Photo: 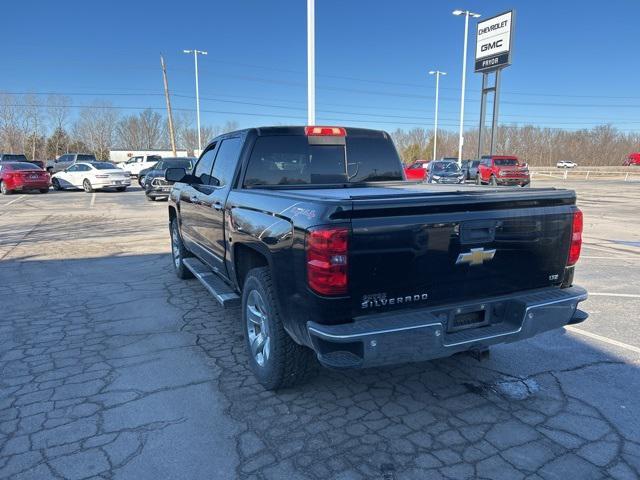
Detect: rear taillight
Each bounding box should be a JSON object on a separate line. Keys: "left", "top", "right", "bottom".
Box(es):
{"left": 306, "top": 226, "right": 349, "bottom": 296}
{"left": 567, "top": 209, "right": 583, "bottom": 266}
{"left": 305, "top": 126, "right": 346, "bottom": 137}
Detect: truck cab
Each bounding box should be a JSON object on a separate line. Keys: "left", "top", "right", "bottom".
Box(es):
{"left": 118, "top": 154, "right": 162, "bottom": 177}
{"left": 624, "top": 153, "right": 640, "bottom": 166}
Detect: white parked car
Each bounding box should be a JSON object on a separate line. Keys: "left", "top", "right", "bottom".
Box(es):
{"left": 117, "top": 154, "right": 162, "bottom": 177}
{"left": 51, "top": 162, "right": 131, "bottom": 193}
{"left": 556, "top": 160, "right": 577, "bottom": 168}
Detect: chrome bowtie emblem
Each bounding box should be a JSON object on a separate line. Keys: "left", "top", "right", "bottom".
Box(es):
{"left": 456, "top": 248, "right": 496, "bottom": 266}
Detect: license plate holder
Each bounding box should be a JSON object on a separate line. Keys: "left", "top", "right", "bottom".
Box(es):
{"left": 447, "top": 309, "right": 489, "bottom": 333}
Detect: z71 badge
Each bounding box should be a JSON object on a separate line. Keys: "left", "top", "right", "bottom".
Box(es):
{"left": 361, "top": 292, "right": 429, "bottom": 310}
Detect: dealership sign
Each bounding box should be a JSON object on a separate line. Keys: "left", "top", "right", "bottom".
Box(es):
{"left": 475, "top": 10, "right": 514, "bottom": 72}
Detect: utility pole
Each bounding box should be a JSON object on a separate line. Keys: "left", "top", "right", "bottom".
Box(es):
{"left": 429, "top": 70, "right": 446, "bottom": 161}
{"left": 160, "top": 54, "right": 177, "bottom": 156}
{"left": 452, "top": 9, "right": 481, "bottom": 166}
{"left": 183, "top": 49, "right": 208, "bottom": 152}
{"left": 307, "top": 0, "right": 316, "bottom": 125}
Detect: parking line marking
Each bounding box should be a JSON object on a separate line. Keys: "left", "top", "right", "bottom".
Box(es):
{"left": 90, "top": 193, "right": 96, "bottom": 208}
{"left": 581, "top": 255, "right": 639, "bottom": 260}
{"left": 3, "top": 195, "right": 25, "bottom": 206}
{"left": 588, "top": 292, "right": 640, "bottom": 299}
{"left": 567, "top": 327, "right": 640, "bottom": 355}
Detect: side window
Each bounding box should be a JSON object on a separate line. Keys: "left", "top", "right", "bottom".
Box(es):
{"left": 193, "top": 145, "right": 217, "bottom": 184}
{"left": 211, "top": 138, "right": 242, "bottom": 187}
{"left": 67, "top": 164, "right": 78, "bottom": 172}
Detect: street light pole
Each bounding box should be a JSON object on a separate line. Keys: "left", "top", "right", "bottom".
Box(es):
{"left": 183, "top": 49, "right": 208, "bottom": 152}
{"left": 452, "top": 9, "right": 481, "bottom": 166}
{"left": 429, "top": 70, "right": 446, "bottom": 161}
{"left": 307, "top": 0, "right": 316, "bottom": 125}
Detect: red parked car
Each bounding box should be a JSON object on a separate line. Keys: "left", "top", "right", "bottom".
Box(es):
{"left": 404, "top": 159, "right": 429, "bottom": 180}
{"left": 0, "top": 162, "right": 50, "bottom": 195}
{"left": 623, "top": 153, "right": 640, "bottom": 166}
{"left": 476, "top": 155, "right": 530, "bottom": 187}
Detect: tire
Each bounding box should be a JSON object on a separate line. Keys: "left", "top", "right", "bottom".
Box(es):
{"left": 83, "top": 179, "right": 94, "bottom": 193}
{"left": 116, "top": 186, "right": 127, "bottom": 192}
{"left": 52, "top": 178, "right": 62, "bottom": 191}
{"left": 475, "top": 175, "right": 482, "bottom": 185}
{"left": 522, "top": 182, "right": 531, "bottom": 188}
{"left": 138, "top": 177, "right": 145, "bottom": 188}
{"left": 242, "top": 267, "right": 316, "bottom": 390}
{"left": 39, "top": 188, "right": 49, "bottom": 194}
{"left": 489, "top": 176, "right": 498, "bottom": 186}
{"left": 170, "top": 218, "right": 194, "bottom": 279}
{"left": 0, "top": 181, "right": 12, "bottom": 195}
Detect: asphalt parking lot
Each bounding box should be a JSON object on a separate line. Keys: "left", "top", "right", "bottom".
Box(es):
{"left": 1, "top": 179, "right": 639, "bottom": 480}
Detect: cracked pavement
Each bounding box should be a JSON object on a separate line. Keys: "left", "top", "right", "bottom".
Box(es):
{"left": 1, "top": 180, "right": 639, "bottom": 479}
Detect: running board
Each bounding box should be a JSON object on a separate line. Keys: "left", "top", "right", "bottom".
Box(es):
{"left": 183, "top": 257, "right": 240, "bottom": 308}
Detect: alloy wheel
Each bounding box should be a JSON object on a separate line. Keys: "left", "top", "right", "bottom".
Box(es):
{"left": 246, "top": 290, "right": 271, "bottom": 367}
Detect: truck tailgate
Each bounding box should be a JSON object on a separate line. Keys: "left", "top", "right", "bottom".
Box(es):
{"left": 348, "top": 188, "right": 576, "bottom": 314}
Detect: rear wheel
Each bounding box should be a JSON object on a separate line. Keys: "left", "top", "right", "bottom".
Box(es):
{"left": 52, "top": 178, "right": 62, "bottom": 191}
{"left": 0, "top": 181, "right": 12, "bottom": 195}
{"left": 83, "top": 179, "right": 94, "bottom": 193}
{"left": 170, "top": 218, "right": 194, "bottom": 279}
{"left": 39, "top": 188, "right": 49, "bottom": 194}
{"left": 242, "top": 267, "right": 316, "bottom": 390}
{"left": 489, "top": 175, "right": 498, "bottom": 186}
{"left": 475, "top": 175, "right": 482, "bottom": 185}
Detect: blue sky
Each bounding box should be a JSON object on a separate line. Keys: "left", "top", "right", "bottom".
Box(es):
{"left": 3, "top": 0, "right": 640, "bottom": 133}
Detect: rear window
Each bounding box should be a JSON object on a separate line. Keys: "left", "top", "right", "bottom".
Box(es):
{"left": 92, "top": 162, "right": 117, "bottom": 170}
{"left": 494, "top": 158, "right": 519, "bottom": 166}
{"left": 2, "top": 154, "right": 28, "bottom": 162}
{"left": 244, "top": 135, "right": 402, "bottom": 187}
{"left": 5, "top": 162, "right": 41, "bottom": 171}
{"left": 77, "top": 154, "right": 97, "bottom": 162}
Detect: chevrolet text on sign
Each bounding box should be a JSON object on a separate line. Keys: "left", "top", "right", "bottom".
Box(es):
{"left": 475, "top": 10, "right": 514, "bottom": 72}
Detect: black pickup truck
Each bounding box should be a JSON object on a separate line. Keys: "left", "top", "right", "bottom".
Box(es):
{"left": 166, "top": 126, "right": 587, "bottom": 390}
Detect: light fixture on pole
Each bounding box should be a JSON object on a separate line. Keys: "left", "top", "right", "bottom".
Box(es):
{"left": 307, "top": 0, "right": 316, "bottom": 125}
{"left": 183, "top": 49, "right": 208, "bottom": 152}
{"left": 452, "top": 9, "right": 481, "bottom": 166}
{"left": 428, "top": 70, "right": 446, "bottom": 162}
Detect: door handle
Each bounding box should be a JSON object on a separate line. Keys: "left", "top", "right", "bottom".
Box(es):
{"left": 213, "top": 202, "right": 223, "bottom": 211}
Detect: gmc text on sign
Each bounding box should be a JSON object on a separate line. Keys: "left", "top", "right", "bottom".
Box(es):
{"left": 475, "top": 10, "right": 514, "bottom": 72}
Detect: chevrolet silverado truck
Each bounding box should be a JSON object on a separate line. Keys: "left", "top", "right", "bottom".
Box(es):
{"left": 166, "top": 126, "right": 587, "bottom": 390}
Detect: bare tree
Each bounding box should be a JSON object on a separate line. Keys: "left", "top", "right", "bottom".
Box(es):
{"left": 47, "top": 95, "right": 72, "bottom": 156}
{"left": 22, "top": 94, "right": 45, "bottom": 160}
{"left": 0, "top": 93, "right": 25, "bottom": 153}
{"left": 73, "top": 102, "right": 119, "bottom": 160}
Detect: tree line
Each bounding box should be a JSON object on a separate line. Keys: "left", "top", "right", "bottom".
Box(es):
{"left": 1, "top": 93, "right": 638, "bottom": 166}
{"left": 391, "top": 125, "right": 640, "bottom": 166}
{"left": 0, "top": 93, "right": 238, "bottom": 161}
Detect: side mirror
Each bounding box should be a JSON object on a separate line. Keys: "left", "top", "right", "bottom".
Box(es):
{"left": 165, "top": 167, "right": 188, "bottom": 183}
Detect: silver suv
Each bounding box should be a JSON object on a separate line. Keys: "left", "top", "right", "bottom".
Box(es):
{"left": 47, "top": 153, "right": 97, "bottom": 173}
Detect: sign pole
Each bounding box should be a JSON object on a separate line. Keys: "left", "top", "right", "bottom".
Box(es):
{"left": 489, "top": 69, "right": 502, "bottom": 155}
{"left": 477, "top": 72, "right": 488, "bottom": 158}
{"left": 307, "top": 0, "right": 316, "bottom": 125}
